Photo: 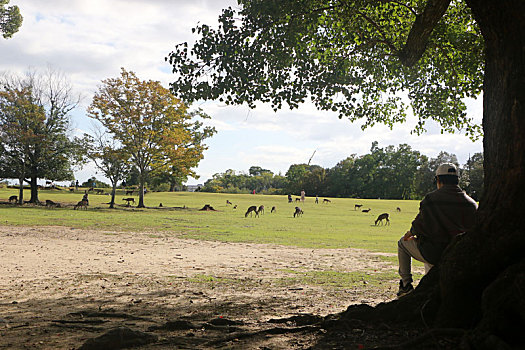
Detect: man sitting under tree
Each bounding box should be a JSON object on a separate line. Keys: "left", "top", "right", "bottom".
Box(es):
{"left": 397, "top": 163, "right": 477, "bottom": 297}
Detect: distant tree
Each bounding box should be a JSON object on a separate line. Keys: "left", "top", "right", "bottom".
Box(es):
{"left": 0, "top": 0, "right": 22, "bottom": 39}
{"left": 284, "top": 164, "right": 309, "bottom": 194}
{"left": 88, "top": 68, "right": 216, "bottom": 208}
{"left": 413, "top": 151, "right": 459, "bottom": 198}
{"left": 0, "top": 69, "right": 80, "bottom": 203}
{"left": 150, "top": 166, "right": 191, "bottom": 192}
{"left": 81, "top": 177, "right": 109, "bottom": 189}
{"left": 249, "top": 166, "right": 272, "bottom": 177}
{"left": 411, "top": 155, "right": 433, "bottom": 199}
{"left": 325, "top": 155, "right": 358, "bottom": 197}
{"left": 461, "top": 152, "right": 484, "bottom": 201}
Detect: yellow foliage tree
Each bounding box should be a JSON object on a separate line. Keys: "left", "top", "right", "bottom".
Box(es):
{"left": 88, "top": 68, "right": 216, "bottom": 207}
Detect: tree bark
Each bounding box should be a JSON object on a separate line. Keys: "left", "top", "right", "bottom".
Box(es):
{"left": 109, "top": 183, "right": 117, "bottom": 209}
{"left": 29, "top": 174, "right": 39, "bottom": 203}
{"left": 138, "top": 172, "right": 145, "bottom": 208}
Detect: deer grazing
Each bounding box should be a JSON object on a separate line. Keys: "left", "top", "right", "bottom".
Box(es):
{"left": 45, "top": 199, "right": 60, "bottom": 208}
{"left": 8, "top": 195, "right": 17, "bottom": 203}
{"left": 323, "top": 199, "right": 331, "bottom": 203}
{"left": 295, "top": 198, "right": 301, "bottom": 202}
{"left": 123, "top": 197, "right": 135, "bottom": 206}
{"left": 271, "top": 206, "right": 276, "bottom": 213}
{"left": 375, "top": 213, "right": 390, "bottom": 225}
{"left": 258, "top": 205, "right": 265, "bottom": 215}
{"left": 355, "top": 204, "right": 363, "bottom": 210}
{"left": 396, "top": 207, "right": 401, "bottom": 212}
{"left": 125, "top": 190, "right": 134, "bottom": 195}
{"left": 245, "top": 205, "right": 259, "bottom": 217}
{"left": 293, "top": 206, "right": 303, "bottom": 217}
{"left": 95, "top": 189, "right": 104, "bottom": 194}
{"left": 74, "top": 199, "right": 88, "bottom": 210}
{"left": 226, "top": 200, "right": 232, "bottom": 205}
{"left": 362, "top": 208, "right": 371, "bottom": 213}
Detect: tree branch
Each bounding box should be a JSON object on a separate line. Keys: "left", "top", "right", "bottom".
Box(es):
{"left": 398, "top": 0, "right": 451, "bottom": 67}
{"left": 378, "top": 0, "right": 418, "bottom": 17}
{"left": 356, "top": 10, "right": 398, "bottom": 53}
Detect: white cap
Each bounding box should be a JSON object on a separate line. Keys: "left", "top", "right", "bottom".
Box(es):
{"left": 436, "top": 163, "right": 459, "bottom": 177}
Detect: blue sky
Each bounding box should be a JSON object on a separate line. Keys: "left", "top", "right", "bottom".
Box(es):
{"left": 1, "top": 0, "right": 483, "bottom": 185}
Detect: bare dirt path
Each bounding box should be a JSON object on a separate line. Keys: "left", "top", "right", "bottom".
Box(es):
{"left": 0, "top": 226, "right": 410, "bottom": 349}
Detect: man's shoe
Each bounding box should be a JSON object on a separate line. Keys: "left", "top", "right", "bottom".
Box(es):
{"left": 396, "top": 280, "right": 414, "bottom": 297}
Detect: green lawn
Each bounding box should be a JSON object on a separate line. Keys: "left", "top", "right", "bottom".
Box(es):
{"left": 0, "top": 187, "right": 420, "bottom": 253}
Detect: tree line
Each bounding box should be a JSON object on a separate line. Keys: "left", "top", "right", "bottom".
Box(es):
{"left": 0, "top": 68, "right": 215, "bottom": 207}
{"left": 201, "top": 142, "right": 483, "bottom": 201}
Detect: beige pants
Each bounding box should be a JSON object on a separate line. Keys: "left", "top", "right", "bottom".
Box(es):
{"left": 397, "top": 237, "right": 433, "bottom": 287}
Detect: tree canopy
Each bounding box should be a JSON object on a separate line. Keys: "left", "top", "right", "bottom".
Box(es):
{"left": 168, "top": 0, "right": 483, "bottom": 138}
{"left": 88, "top": 68, "right": 216, "bottom": 208}
{"left": 0, "top": 0, "right": 22, "bottom": 38}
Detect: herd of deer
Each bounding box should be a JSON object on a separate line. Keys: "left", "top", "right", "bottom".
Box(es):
{"left": 4, "top": 193, "right": 399, "bottom": 225}
{"left": 237, "top": 200, "right": 399, "bottom": 224}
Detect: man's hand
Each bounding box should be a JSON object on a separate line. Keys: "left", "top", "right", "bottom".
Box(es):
{"left": 403, "top": 231, "right": 416, "bottom": 241}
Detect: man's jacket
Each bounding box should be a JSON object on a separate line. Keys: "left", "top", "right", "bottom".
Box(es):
{"left": 411, "top": 184, "right": 478, "bottom": 264}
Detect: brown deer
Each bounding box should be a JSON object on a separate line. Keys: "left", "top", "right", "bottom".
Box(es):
{"left": 375, "top": 213, "right": 390, "bottom": 225}
{"left": 355, "top": 204, "right": 363, "bottom": 210}
{"left": 8, "top": 195, "right": 17, "bottom": 203}
{"left": 295, "top": 198, "right": 301, "bottom": 202}
{"left": 293, "top": 207, "right": 303, "bottom": 217}
{"left": 362, "top": 208, "right": 371, "bottom": 213}
{"left": 233, "top": 205, "right": 237, "bottom": 209}
{"left": 123, "top": 197, "right": 135, "bottom": 206}
{"left": 396, "top": 207, "right": 401, "bottom": 212}
{"left": 226, "top": 200, "right": 232, "bottom": 205}
{"left": 258, "top": 205, "right": 265, "bottom": 215}
{"left": 45, "top": 199, "right": 60, "bottom": 208}
{"left": 125, "top": 190, "right": 134, "bottom": 195}
{"left": 74, "top": 199, "right": 88, "bottom": 210}
{"left": 245, "top": 205, "right": 259, "bottom": 217}
{"left": 95, "top": 189, "right": 104, "bottom": 194}
{"left": 323, "top": 199, "right": 331, "bottom": 203}
{"left": 271, "top": 206, "right": 276, "bottom": 213}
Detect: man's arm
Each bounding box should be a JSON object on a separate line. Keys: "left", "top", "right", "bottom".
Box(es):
{"left": 403, "top": 230, "right": 416, "bottom": 241}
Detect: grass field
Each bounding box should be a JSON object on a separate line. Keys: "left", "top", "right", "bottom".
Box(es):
{"left": 0, "top": 186, "right": 420, "bottom": 253}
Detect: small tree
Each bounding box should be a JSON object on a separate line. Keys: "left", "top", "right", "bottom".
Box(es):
{"left": 88, "top": 68, "right": 216, "bottom": 208}
{"left": 83, "top": 131, "right": 131, "bottom": 208}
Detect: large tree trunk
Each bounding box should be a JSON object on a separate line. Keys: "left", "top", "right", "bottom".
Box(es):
{"left": 17, "top": 176, "right": 24, "bottom": 205}
{"left": 138, "top": 173, "right": 145, "bottom": 208}
{"left": 29, "top": 174, "right": 39, "bottom": 203}
{"left": 436, "top": 0, "right": 525, "bottom": 330}
{"left": 109, "top": 182, "right": 117, "bottom": 209}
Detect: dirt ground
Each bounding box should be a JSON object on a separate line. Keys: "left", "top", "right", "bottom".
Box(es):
{"left": 0, "top": 225, "right": 419, "bottom": 349}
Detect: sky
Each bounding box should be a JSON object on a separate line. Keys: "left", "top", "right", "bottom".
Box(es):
{"left": 0, "top": 0, "right": 483, "bottom": 185}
